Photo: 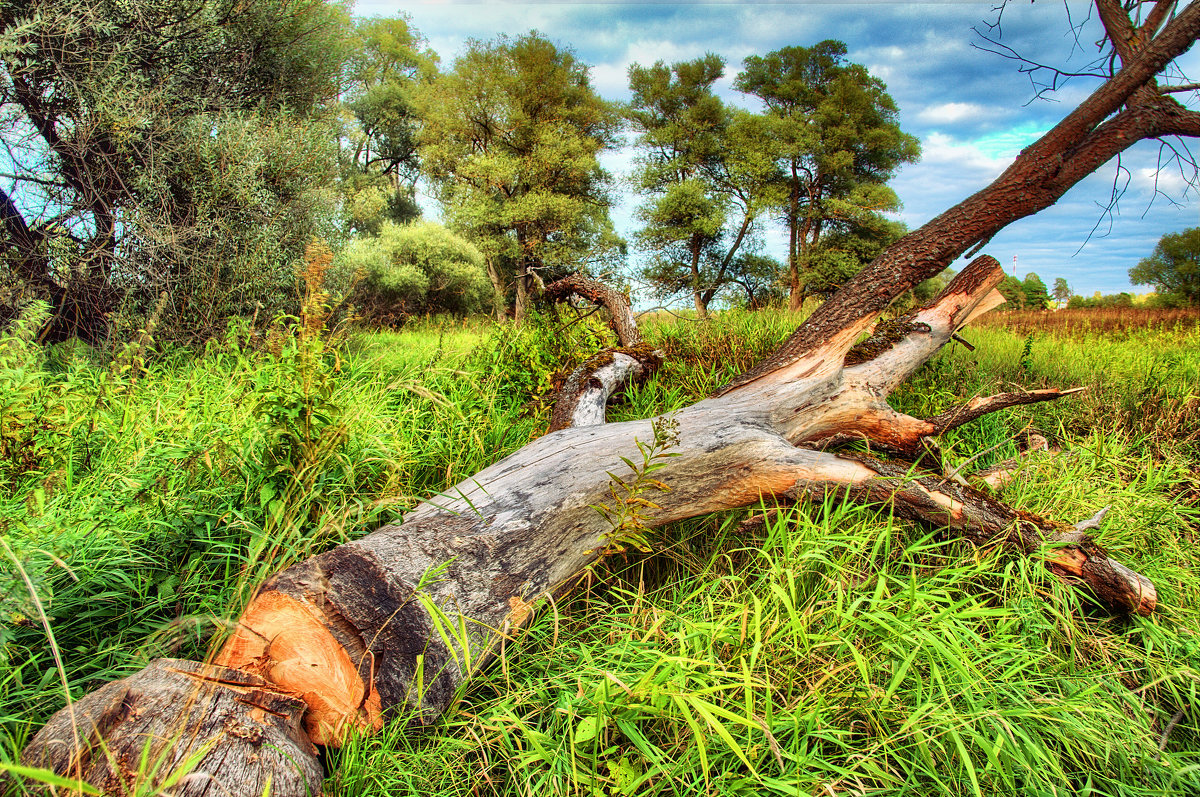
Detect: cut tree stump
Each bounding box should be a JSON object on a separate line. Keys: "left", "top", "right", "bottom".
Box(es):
{"left": 18, "top": 659, "right": 322, "bottom": 797}
{"left": 21, "top": 3, "right": 1200, "bottom": 789}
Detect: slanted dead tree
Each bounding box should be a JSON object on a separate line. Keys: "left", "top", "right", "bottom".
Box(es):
{"left": 542, "top": 274, "right": 664, "bottom": 432}
{"left": 19, "top": 2, "right": 1200, "bottom": 795}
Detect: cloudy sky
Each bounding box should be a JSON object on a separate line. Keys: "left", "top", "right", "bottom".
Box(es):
{"left": 354, "top": 0, "right": 1200, "bottom": 299}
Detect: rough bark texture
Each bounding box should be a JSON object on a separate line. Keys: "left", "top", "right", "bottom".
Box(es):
{"left": 544, "top": 274, "right": 642, "bottom": 347}
{"left": 546, "top": 345, "right": 664, "bottom": 432}
{"left": 19, "top": 659, "right": 322, "bottom": 797}
{"left": 544, "top": 274, "right": 664, "bottom": 433}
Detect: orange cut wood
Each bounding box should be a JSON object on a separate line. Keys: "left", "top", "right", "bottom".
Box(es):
{"left": 215, "top": 590, "right": 383, "bottom": 745}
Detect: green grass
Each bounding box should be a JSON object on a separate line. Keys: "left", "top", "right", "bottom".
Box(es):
{"left": 2, "top": 306, "right": 1198, "bottom": 795}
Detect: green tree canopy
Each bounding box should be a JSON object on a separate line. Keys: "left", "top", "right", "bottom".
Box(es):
{"left": 416, "top": 32, "right": 621, "bottom": 321}
{"left": 341, "top": 15, "right": 438, "bottom": 235}
{"left": 0, "top": 0, "right": 353, "bottom": 339}
{"left": 1022, "top": 273, "right": 1051, "bottom": 310}
{"left": 735, "top": 40, "right": 920, "bottom": 309}
{"left": 626, "top": 56, "right": 781, "bottom": 318}
{"left": 997, "top": 275, "right": 1026, "bottom": 309}
{"left": 1129, "top": 227, "right": 1200, "bottom": 307}
{"left": 1052, "top": 277, "right": 1072, "bottom": 304}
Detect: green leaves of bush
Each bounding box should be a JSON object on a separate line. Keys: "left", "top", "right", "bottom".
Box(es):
{"left": 332, "top": 221, "right": 493, "bottom": 323}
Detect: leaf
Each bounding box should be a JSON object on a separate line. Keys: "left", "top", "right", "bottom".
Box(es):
{"left": 0, "top": 762, "right": 102, "bottom": 795}
{"left": 574, "top": 714, "right": 605, "bottom": 748}
{"left": 607, "top": 755, "right": 643, "bottom": 795}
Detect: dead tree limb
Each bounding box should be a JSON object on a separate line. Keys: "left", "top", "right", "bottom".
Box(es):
{"left": 19, "top": 3, "right": 1198, "bottom": 793}
{"left": 544, "top": 274, "right": 664, "bottom": 432}
{"left": 544, "top": 274, "right": 642, "bottom": 347}
{"left": 20, "top": 257, "right": 1155, "bottom": 795}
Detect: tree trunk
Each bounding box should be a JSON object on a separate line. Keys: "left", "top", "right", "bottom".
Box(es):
{"left": 19, "top": 659, "right": 322, "bottom": 797}
{"left": 514, "top": 228, "right": 534, "bottom": 323}
{"left": 484, "top": 255, "right": 507, "bottom": 321}
{"left": 20, "top": 256, "right": 1158, "bottom": 795}
{"left": 543, "top": 274, "right": 663, "bottom": 433}
{"left": 689, "top": 234, "right": 709, "bottom": 319}
{"left": 19, "top": 4, "right": 1200, "bottom": 793}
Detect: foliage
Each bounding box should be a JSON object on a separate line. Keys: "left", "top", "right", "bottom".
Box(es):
{"left": 997, "top": 272, "right": 1054, "bottom": 310}
{"left": 735, "top": 40, "right": 920, "bottom": 309}
{"left": 471, "top": 309, "right": 613, "bottom": 416}
{"left": 1068, "top": 291, "right": 1136, "bottom": 309}
{"left": 416, "top": 32, "right": 622, "bottom": 321}
{"left": 802, "top": 218, "right": 908, "bottom": 300}
{"left": 340, "top": 15, "right": 438, "bottom": 235}
{"left": 1021, "top": 272, "right": 1051, "bottom": 310}
{"left": 997, "top": 275, "right": 1026, "bottom": 309}
{"left": 0, "top": 0, "right": 353, "bottom": 340}
{"left": 726, "top": 253, "right": 787, "bottom": 309}
{"left": 1052, "top": 277, "right": 1072, "bottom": 304}
{"left": 627, "top": 57, "right": 781, "bottom": 318}
{"left": 0, "top": 301, "right": 60, "bottom": 486}
{"left": 1130, "top": 227, "right": 1200, "bottom": 307}
{"left": 590, "top": 413, "right": 680, "bottom": 557}
{"left": 332, "top": 222, "right": 493, "bottom": 323}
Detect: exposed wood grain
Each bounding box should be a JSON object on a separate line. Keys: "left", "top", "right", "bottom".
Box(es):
{"left": 20, "top": 659, "right": 321, "bottom": 797}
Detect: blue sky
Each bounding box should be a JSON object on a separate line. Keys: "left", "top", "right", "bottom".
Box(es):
{"left": 354, "top": 1, "right": 1200, "bottom": 298}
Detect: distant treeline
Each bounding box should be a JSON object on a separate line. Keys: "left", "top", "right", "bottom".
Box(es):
{"left": 1, "top": 2, "right": 1193, "bottom": 344}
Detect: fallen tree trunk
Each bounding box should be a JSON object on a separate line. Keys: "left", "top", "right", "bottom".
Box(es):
{"left": 542, "top": 273, "right": 664, "bottom": 432}
{"left": 19, "top": 2, "right": 1199, "bottom": 793}
{"left": 18, "top": 256, "right": 1157, "bottom": 795}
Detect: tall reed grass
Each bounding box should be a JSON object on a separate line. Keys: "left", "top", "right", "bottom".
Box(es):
{"left": 2, "top": 304, "right": 1197, "bottom": 795}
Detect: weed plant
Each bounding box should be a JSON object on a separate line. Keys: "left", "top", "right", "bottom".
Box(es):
{"left": 2, "top": 306, "right": 1198, "bottom": 796}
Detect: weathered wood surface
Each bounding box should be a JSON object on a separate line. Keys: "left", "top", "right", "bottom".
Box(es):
{"left": 203, "top": 256, "right": 1155, "bottom": 743}
{"left": 543, "top": 274, "right": 664, "bottom": 432}
{"left": 20, "top": 256, "right": 1159, "bottom": 797}
{"left": 19, "top": 659, "right": 321, "bottom": 796}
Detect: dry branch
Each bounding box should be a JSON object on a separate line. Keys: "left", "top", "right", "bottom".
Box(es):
{"left": 544, "top": 274, "right": 664, "bottom": 432}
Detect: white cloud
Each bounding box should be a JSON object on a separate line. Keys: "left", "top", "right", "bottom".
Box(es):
{"left": 916, "top": 132, "right": 1008, "bottom": 176}
{"left": 1131, "top": 165, "right": 1195, "bottom": 201}
{"left": 916, "top": 102, "right": 994, "bottom": 125}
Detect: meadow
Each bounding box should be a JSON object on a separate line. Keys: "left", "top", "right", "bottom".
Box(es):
{"left": 1, "top": 302, "right": 1198, "bottom": 796}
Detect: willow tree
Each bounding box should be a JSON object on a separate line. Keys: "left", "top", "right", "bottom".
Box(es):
{"left": 416, "top": 33, "right": 621, "bottom": 321}
{"left": 628, "top": 56, "right": 782, "bottom": 317}
{"left": 736, "top": 40, "right": 920, "bottom": 310}
{"left": 18, "top": 3, "right": 1200, "bottom": 796}
{"left": 0, "top": 0, "right": 351, "bottom": 339}
{"left": 339, "top": 15, "right": 438, "bottom": 234}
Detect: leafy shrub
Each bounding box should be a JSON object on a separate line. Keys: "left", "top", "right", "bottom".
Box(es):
{"left": 471, "top": 310, "right": 611, "bottom": 412}
{"left": 331, "top": 221, "right": 492, "bottom": 323}
{"left": 0, "top": 302, "right": 68, "bottom": 490}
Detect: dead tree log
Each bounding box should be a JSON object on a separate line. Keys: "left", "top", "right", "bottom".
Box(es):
{"left": 19, "top": 2, "right": 1198, "bottom": 793}
{"left": 18, "top": 659, "right": 322, "bottom": 797}
{"left": 18, "top": 257, "right": 1157, "bottom": 794}
{"left": 543, "top": 274, "right": 664, "bottom": 432}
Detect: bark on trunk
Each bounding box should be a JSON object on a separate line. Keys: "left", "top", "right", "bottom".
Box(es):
{"left": 22, "top": 256, "right": 1160, "bottom": 795}
{"left": 18, "top": 659, "right": 322, "bottom": 797}
{"left": 544, "top": 274, "right": 642, "bottom": 348}
{"left": 543, "top": 275, "right": 663, "bottom": 433}
{"left": 485, "top": 256, "right": 507, "bottom": 321}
